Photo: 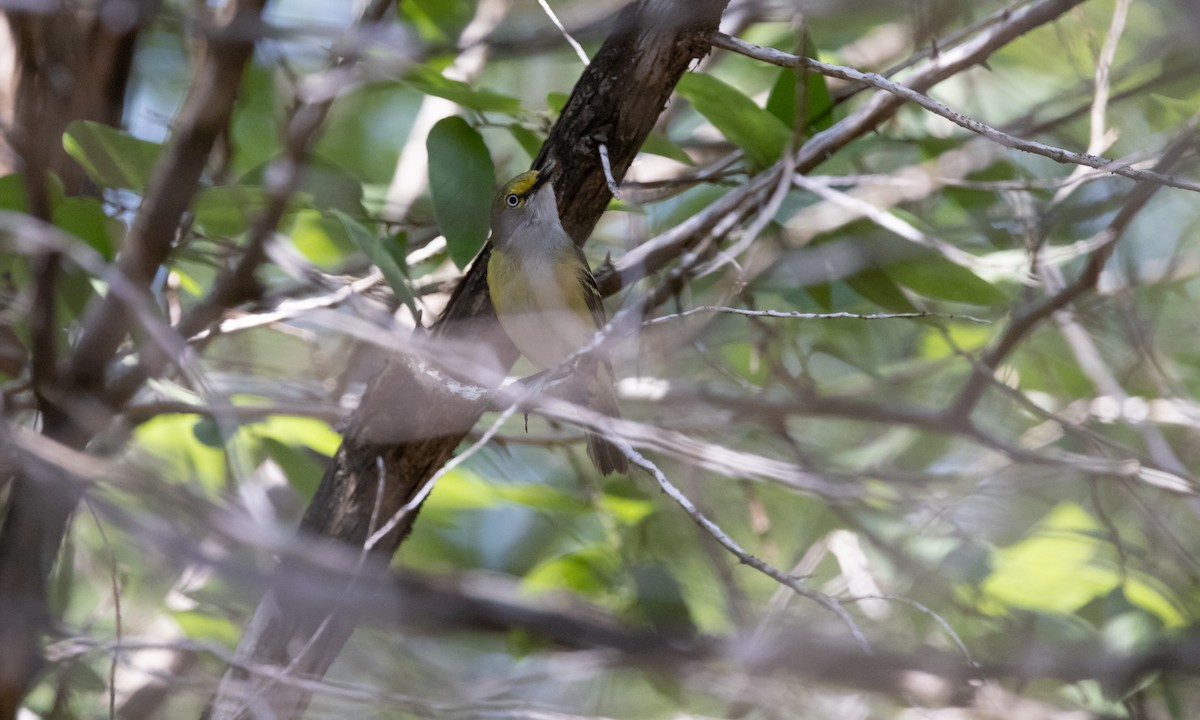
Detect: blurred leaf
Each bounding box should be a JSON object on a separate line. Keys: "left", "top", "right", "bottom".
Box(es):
{"left": 640, "top": 133, "right": 694, "bottom": 165}
{"left": 920, "top": 322, "right": 992, "bottom": 359}
{"left": 238, "top": 157, "right": 362, "bottom": 214}
{"left": 336, "top": 210, "right": 418, "bottom": 316}
{"left": 719, "top": 341, "right": 770, "bottom": 385}
{"left": 982, "top": 503, "right": 1185, "bottom": 627}
{"left": 287, "top": 209, "right": 355, "bottom": 269}
{"left": 495, "top": 483, "right": 588, "bottom": 512}
{"left": 982, "top": 503, "right": 1117, "bottom": 614}
{"left": 427, "top": 116, "right": 495, "bottom": 268}
{"left": 675, "top": 73, "right": 791, "bottom": 168}
{"left": 172, "top": 610, "right": 242, "bottom": 646}
{"left": 545, "top": 91, "right": 569, "bottom": 113}
{"left": 804, "top": 282, "right": 833, "bottom": 310}
{"left": 401, "top": 0, "right": 473, "bottom": 42}
{"left": 242, "top": 412, "right": 341, "bottom": 457}
{"left": 0, "top": 174, "right": 28, "bottom": 212}
{"left": 886, "top": 255, "right": 1009, "bottom": 306}
{"left": 425, "top": 467, "right": 589, "bottom": 514}
{"left": 845, "top": 268, "right": 919, "bottom": 312}
{"left": 629, "top": 563, "right": 696, "bottom": 634}
{"left": 598, "top": 493, "right": 655, "bottom": 525}
{"left": 509, "top": 124, "right": 544, "bottom": 160}
{"left": 62, "top": 120, "right": 163, "bottom": 191}
{"left": 261, "top": 437, "right": 325, "bottom": 502}
{"left": 405, "top": 65, "right": 522, "bottom": 115}
{"left": 53, "top": 197, "right": 115, "bottom": 260}
{"left": 192, "top": 185, "right": 273, "bottom": 237}
{"left": 524, "top": 546, "right": 616, "bottom": 596}
{"left": 134, "top": 414, "right": 229, "bottom": 492}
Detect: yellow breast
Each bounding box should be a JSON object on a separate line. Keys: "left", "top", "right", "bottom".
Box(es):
{"left": 488, "top": 248, "right": 601, "bottom": 369}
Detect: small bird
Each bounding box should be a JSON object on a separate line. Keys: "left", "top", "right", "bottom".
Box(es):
{"left": 486, "top": 163, "right": 628, "bottom": 475}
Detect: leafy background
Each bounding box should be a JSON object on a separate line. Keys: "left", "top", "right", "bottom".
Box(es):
{"left": 3, "top": 0, "right": 1200, "bottom": 718}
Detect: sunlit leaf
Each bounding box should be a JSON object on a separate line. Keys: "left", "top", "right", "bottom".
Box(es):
{"left": 287, "top": 209, "right": 355, "bottom": 269}
{"left": 62, "top": 120, "right": 163, "bottom": 191}
{"left": 524, "top": 546, "right": 617, "bottom": 596}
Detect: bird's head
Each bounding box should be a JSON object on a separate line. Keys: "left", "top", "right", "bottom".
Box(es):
{"left": 490, "top": 162, "right": 559, "bottom": 249}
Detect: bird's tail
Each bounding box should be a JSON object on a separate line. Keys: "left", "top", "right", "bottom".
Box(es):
{"left": 586, "top": 368, "right": 628, "bottom": 475}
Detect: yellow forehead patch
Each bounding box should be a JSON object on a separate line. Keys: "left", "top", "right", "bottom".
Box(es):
{"left": 502, "top": 170, "right": 540, "bottom": 197}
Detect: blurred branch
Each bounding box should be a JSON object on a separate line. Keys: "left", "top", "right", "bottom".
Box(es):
{"left": 64, "top": 0, "right": 268, "bottom": 405}
{"left": 712, "top": 32, "right": 1200, "bottom": 194}
{"left": 210, "top": 2, "right": 735, "bottom": 718}
{"left": 948, "top": 123, "right": 1199, "bottom": 421}
{"left": 594, "top": 0, "right": 1095, "bottom": 302}
{"left": 617, "top": 440, "right": 869, "bottom": 647}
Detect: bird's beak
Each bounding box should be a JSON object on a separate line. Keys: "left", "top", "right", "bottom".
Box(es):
{"left": 532, "top": 160, "right": 557, "bottom": 192}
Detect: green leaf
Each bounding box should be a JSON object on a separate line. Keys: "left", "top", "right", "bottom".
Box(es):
{"left": 598, "top": 493, "right": 655, "bottom": 525}
{"left": 172, "top": 610, "right": 242, "bottom": 646}
{"left": 508, "top": 124, "right": 544, "bottom": 160}
{"left": 426, "top": 116, "right": 495, "bottom": 268}
{"left": 0, "top": 174, "right": 28, "bottom": 212}
{"left": 53, "top": 197, "right": 116, "bottom": 260}
{"left": 765, "top": 34, "right": 834, "bottom": 135}
{"left": 545, "top": 91, "right": 569, "bottom": 113}
{"left": 239, "top": 156, "right": 362, "bottom": 214}
{"left": 885, "top": 255, "right": 1008, "bottom": 306}
{"left": 261, "top": 437, "right": 325, "bottom": 501}
{"left": 523, "top": 546, "right": 617, "bottom": 596}
{"left": 675, "top": 73, "right": 792, "bottom": 169}
{"left": 287, "top": 209, "right": 355, "bottom": 269}
{"left": 336, "top": 210, "right": 418, "bottom": 317}
{"left": 981, "top": 502, "right": 1185, "bottom": 627}
{"left": 494, "top": 483, "right": 588, "bottom": 513}
{"left": 62, "top": 120, "right": 164, "bottom": 191}
{"left": 640, "top": 133, "right": 694, "bottom": 165}
{"left": 401, "top": 0, "right": 473, "bottom": 43}
{"left": 845, "top": 268, "right": 919, "bottom": 312}
{"left": 804, "top": 282, "right": 833, "bottom": 310}
{"left": 192, "top": 185, "right": 273, "bottom": 237}
{"left": 404, "top": 65, "right": 522, "bottom": 115}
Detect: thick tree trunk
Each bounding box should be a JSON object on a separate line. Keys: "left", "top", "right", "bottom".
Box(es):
{"left": 207, "top": 2, "right": 730, "bottom": 718}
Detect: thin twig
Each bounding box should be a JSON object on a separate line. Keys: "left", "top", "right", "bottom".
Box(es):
{"left": 645, "top": 306, "right": 990, "bottom": 326}
{"left": 598, "top": 143, "right": 620, "bottom": 198}
{"left": 711, "top": 31, "right": 1200, "bottom": 194}
{"left": 618, "top": 442, "right": 870, "bottom": 650}
{"left": 536, "top": 0, "right": 589, "bottom": 65}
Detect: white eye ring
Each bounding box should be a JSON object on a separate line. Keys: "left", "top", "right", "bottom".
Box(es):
{"left": 505, "top": 193, "right": 520, "bottom": 207}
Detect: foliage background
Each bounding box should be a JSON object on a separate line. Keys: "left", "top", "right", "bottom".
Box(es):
{"left": 2, "top": 0, "right": 1200, "bottom": 718}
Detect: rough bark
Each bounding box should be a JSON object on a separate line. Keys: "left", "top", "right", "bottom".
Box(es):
{"left": 207, "top": 2, "right": 731, "bottom": 718}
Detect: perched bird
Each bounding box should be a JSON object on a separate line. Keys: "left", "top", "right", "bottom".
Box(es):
{"left": 486, "top": 164, "right": 628, "bottom": 475}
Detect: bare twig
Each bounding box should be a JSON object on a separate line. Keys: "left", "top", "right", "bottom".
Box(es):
{"left": 536, "top": 0, "right": 590, "bottom": 65}
{"left": 711, "top": 32, "right": 1200, "bottom": 195}
{"left": 617, "top": 442, "right": 870, "bottom": 650}
{"left": 645, "top": 306, "right": 989, "bottom": 326}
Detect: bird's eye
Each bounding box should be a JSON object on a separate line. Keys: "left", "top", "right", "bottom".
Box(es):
{"left": 505, "top": 193, "right": 520, "bottom": 207}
